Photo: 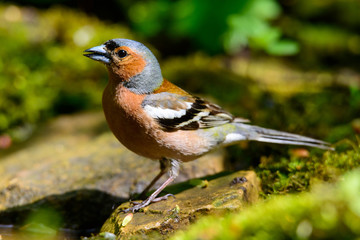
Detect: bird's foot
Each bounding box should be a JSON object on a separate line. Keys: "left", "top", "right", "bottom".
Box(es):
{"left": 122, "top": 194, "right": 175, "bottom": 213}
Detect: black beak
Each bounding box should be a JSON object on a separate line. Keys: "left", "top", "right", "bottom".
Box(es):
{"left": 83, "top": 45, "right": 111, "bottom": 64}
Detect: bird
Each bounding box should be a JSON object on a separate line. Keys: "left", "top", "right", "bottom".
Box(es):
{"left": 83, "top": 39, "right": 333, "bottom": 213}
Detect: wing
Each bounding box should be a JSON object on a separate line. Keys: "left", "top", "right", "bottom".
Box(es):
{"left": 141, "top": 92, "right": 248, "bottom": 131}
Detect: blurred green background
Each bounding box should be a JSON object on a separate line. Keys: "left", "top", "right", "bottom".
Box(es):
{"left": 0, "top": 0, "right": 359, "bottom": 149}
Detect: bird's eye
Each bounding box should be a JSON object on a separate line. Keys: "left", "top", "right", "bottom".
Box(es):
{"left": 117, "top": 50, "right": 128, "bottom": 58}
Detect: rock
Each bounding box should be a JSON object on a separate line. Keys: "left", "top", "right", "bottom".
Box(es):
{"left": 0, "top": 112, "right": 226, "bottom": 230}
{"left": 100, "top": 170, "right": 260, "bottom": 240}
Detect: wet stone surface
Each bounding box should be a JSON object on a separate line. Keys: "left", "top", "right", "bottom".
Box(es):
{"left": 100, "top": 170, "right": 260, "bottom": 240}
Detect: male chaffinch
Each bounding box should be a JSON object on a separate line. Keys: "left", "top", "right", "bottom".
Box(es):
{"left": 84, "top": 39, "right": 332, "bottom": 212}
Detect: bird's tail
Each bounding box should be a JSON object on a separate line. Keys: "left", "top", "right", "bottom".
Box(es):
{"left": 233, "top": 123, "right": 333, "bottom": 150}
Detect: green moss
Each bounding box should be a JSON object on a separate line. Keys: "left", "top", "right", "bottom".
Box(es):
{"left": 171, "top": 168, "right": 360, "bottom": 240}
{"left": 257, "top": 147, "right": 360, "bottom": 196}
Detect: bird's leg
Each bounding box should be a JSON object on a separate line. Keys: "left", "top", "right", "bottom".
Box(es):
{"left": 123, "top": 158, "right": 180, "bottom": 213}
{"left": 138, "top": 158, "right": 168, "bottom": 200}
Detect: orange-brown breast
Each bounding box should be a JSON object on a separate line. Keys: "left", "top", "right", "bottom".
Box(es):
{"left": 102, "top": 83, "right": 156, "bottom": 157}
{"left": 102, "top": 82, "right": 211, "bottom": 161}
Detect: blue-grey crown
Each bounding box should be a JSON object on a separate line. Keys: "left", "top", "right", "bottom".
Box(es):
{"left": 85, "top": 39, "right": 163, "bottom": 94}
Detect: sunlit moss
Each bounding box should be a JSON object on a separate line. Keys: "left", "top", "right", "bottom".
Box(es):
{"left": 172, "top": 168, "right": 360, "bottom": 240}
{"left": 257, "top": 145, "right": 360, "bottom": 196}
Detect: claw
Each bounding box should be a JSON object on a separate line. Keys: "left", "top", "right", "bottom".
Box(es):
{"left": 122, "top": 198, "right": 151, "bottom": 213}
{"left": 151, "top": 193, "right": 175, "bottom": 203}
{"left": 122, "top": 194, "right": 175, "bottom": 213}
{"left": 130, "top": 200, "right": 142, "bottom": 206}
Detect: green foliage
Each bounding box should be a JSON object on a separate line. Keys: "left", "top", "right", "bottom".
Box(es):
{"left": 224, "top": 0, "right": 298, "bottom": 55}
{"left": 172, "top": 168, "right": 360, "bottom": 240}
{"left": 0, "top": 5, "right": 133, "bottom": 139}
{"left": 126, "top": 0, "right": 298, "bottom": 55}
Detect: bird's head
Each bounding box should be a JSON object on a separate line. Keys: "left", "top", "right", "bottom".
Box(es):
{"left": 84, "top": 39, "right": 163, "bottom": 94}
